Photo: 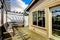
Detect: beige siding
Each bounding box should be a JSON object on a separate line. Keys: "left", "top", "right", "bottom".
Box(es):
{"left": 28, "top": 0, "right": 60, "bottom": 39}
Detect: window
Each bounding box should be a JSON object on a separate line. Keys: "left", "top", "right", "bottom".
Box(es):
{"left": 50, "top": 6, "right": 60, "bottom": 37}
{"left": 33, "top": 10, "right": 45, "bottom": 27}
{"left": 38, "top": 10, "right": 45, "bottom": 27}
{"left": 33, "top": 11, "right": 37, "bottom": 25}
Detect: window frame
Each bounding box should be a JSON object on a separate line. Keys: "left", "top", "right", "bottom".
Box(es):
{"left": 33, "top": 11, "right": 38, "bottom": 25}
{"left": 49, "top": 4, "right": 60, "bottom": 38}
{"left": 32, "top": 9, "right": 45, "bottom": 28}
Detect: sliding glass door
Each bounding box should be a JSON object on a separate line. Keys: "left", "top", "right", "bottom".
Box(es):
{"left": 50, "top": 6, "right": 60, "bottom": 38}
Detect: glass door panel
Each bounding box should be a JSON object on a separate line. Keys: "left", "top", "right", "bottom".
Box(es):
{"left": 50, "top": 6, "right": 60, "bottom": 38}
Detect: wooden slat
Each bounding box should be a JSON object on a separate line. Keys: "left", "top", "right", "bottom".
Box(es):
{"left": 3, "top": 32, "right": 13, "bottom": 34}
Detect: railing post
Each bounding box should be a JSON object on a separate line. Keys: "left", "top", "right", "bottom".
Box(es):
{"left": 0, "top": 0, "right": 4, "bottom": 40}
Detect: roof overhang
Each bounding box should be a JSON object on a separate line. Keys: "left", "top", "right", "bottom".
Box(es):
{"left": 24, "top": 0, "right": 35, "bottom": 11}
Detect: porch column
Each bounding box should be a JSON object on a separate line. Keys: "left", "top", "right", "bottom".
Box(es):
{"left": 45, "top": 7, "right": 52, "bottom": 38}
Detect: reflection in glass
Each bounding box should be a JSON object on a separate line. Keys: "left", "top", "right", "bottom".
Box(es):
{"left": 50, "top": 6, "right": 60, "bottom": 37}
{"left": 38, "top": 10, "right": 45, "bottom": 27}
{"left": 33, "top": 11, "right": 37, "bottom": 25}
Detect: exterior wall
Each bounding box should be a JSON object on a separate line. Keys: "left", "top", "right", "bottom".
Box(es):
{"left": 29, "top": 0, "right": 45, "bottom": 12}
{"left": 24, "top": 16, "right": 28, "bottom": 27}
{"left": 28, "top": 0, "right": 60, "bottom": 39}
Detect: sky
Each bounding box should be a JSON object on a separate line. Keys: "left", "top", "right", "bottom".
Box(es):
{"left": 22, "top": 0, "right": 32, "bottom": 5}
{"left": 11, "top": 0, "right": 32, "bottom": 12}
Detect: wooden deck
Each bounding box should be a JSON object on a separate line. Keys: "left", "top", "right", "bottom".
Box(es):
{"left": 4, "top": 27, "right": 49, "bottom": 40}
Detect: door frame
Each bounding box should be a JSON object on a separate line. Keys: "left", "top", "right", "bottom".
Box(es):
{"left": 49, "top": 4, "right": 60, "bottom": 40}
